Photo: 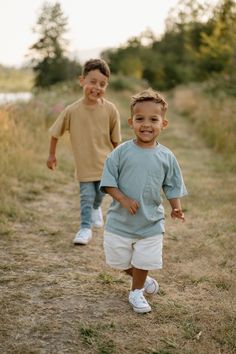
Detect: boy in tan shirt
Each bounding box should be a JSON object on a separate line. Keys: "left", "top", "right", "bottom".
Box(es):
{"left": 47, "top": 58, "right": 121, "bottom": 245}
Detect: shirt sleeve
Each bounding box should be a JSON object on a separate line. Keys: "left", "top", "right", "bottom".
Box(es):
{"left": 162, "top": 154, "right": 188, "bottom": 199}
{"left": 48, "top": 108, "right": 70, "bottom": 138}
{"left": 100, "top": 148, "right": 120, "bottom": 193}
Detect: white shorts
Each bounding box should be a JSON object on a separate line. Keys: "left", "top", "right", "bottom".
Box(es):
{"left": 103, "top": 231, "right": 163, "bottom": 270}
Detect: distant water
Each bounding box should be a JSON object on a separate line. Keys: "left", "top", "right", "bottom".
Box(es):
{"left": 0, "top": 92, "right": 33, "bottom": 105}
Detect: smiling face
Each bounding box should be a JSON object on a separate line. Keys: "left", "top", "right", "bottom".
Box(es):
{"left": 79, "top": 69, "right": 108, "bottom": 105}
{"left": 128, "top": 100, "right": 168, "bottom": 148}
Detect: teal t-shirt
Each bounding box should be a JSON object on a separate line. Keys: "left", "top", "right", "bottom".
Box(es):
{"left": 100, "top": 140, "right": 187, "bottom": 238}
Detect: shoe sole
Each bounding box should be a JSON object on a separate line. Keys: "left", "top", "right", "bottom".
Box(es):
{"left": 144, "top": 281, "right": 159, "bottom": 295}
{"left": 131, "top": 305, "right": 152, "bottom": 313}
{"left": 73, "top": 237, "right": 92, "bottom": 245}
{"left": 129, "top": 299, "right": 152, "bottom": 313}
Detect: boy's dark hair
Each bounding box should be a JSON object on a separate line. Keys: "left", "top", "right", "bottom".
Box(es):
{"left": 82, "top": 58, "right": 110, "bottom": 78}
{"left": 130, "top": 88, "right": 168, "bottom": 116}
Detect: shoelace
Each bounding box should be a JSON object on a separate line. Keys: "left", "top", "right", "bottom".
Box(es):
{"left": 132, "top": 289, "right": 147, "bottom": 304}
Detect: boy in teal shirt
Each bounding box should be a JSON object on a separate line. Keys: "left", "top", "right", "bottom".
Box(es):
{"left": 100, "top": 88, "right": 187, "bottom": 313}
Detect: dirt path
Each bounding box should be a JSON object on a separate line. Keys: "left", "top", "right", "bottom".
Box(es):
{"left": 0, "top": 107, "right": 235, "bottom": 354}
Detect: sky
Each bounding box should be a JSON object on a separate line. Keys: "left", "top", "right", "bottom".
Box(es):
{"left": 0, "top": 0, "right": 216, "bottom": 67}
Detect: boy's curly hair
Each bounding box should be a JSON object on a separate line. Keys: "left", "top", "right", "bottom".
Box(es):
{"left": 82, "top": 58, "right": 110, "bottom": 78}
{"left": 130, "top": 88, "right": 168, "bottom": 116}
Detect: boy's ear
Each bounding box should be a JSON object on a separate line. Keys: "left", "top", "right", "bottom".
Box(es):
{"left": 162, "top": 118, "right": 168, "bottom": 129}
{"left": 128, "top": 117, "right": 133, "bottom": 128}
{"left": 79, "top": 75, "right": 84, "bottom": 86}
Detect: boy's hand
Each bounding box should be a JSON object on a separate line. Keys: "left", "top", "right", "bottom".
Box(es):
{"left": 104, "top": 187, "right": 139, "bottom": 215}
{"left": 47, "top": 155, "right": 57, "bottom": 170}
{"left": 171, "top": 208, "right": 185, "bottom": 222}
{"left": 120, "top": 196, "right": 139, "bottom": 215}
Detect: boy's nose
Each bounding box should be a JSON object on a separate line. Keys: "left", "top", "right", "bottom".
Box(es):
{"left": 142, "top": 121, "right": 150, "bottom": 126}
{"left": 95, "top": 83, "right": 101, "bottom": 89}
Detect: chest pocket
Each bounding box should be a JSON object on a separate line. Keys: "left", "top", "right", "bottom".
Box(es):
{"left": 142, "top": 172, "right": 164, "bottom": 206}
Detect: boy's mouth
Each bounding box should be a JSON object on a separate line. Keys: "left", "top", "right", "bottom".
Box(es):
{"left": 90, "top": 90, "right": 99, "bottom": 97}
{"left": 140, "top": 129, "right": 152, "bottom": 134}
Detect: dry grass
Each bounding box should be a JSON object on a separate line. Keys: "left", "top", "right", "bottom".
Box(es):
{"left": 172, "top": 85, "right": 236, "bottom": 170}
{"left": 0, "top": 90, "right": 235, "bottom": 354}
{"left": 0, "top": 67, "right": 34, "bottom": 92}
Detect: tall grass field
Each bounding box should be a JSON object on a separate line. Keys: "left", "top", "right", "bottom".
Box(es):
{"left": 0, "top": 81, "right": 235, "bottom": 353}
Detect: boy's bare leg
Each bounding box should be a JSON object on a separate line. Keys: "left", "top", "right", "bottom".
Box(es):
{"left": 124, "top": 267, "right": 148, "bottom": 290}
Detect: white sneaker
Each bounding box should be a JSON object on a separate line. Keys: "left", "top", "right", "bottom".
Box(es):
{"left": 128, "top": 289, "right": 151, "bottom": 313}
{"left": 144, "top": 276, "right": 159, "bottom": 295}
{"left": 73, "top": 228, "right": 92, "bottom": 245}
{"left": 91, "top": 207, "right": 104, "bottom": 228}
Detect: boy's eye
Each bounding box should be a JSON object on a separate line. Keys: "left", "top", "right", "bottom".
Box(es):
{"left": 90, "top": 80, "right": 106, "bottom": 88}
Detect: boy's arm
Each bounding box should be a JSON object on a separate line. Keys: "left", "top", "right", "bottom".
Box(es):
{"left": 47, "top": 136, "right": 58, "bottom": 170}
{"left": 168, "top": 198, "right": 185, "bottom": 221}
{"left": 104, "top": 187, "right": 139, "bottom": 215}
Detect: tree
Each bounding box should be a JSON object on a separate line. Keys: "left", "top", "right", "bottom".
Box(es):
{"left": 29, "top": 1, "right": 81, "bottom": 88}
{"left": 198, "top": 0, "right": 236, "bottom": 75}
{"left": 102, "top": 0, "right": 236, "bottom": 92}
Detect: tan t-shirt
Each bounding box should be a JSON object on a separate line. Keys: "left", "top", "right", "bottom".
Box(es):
{"left": 49, "top": 98, "right": 121, "bottom": 181}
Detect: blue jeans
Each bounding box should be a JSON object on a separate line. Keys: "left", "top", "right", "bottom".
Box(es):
{"left": 79, "top": 181, "right": 105, "bottom": 229}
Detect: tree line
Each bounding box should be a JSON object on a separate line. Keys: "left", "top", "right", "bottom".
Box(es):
{"left": 29, "top": 2, "right": 81, "bottom": 88}
{"left": 29, "top": 0, "right": 236, "bottom": 94}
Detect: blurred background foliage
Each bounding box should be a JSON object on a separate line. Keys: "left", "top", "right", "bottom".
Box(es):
{"left": 101, "top": 0, "right": 236, "bottom": 95}
{"left": 0, "top": 0, "right": 235, "bottom": 95}
{"left": 0, "top": 0, "right": 235, "bottom": 219}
